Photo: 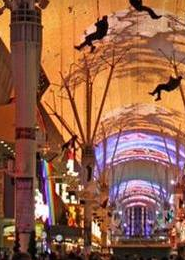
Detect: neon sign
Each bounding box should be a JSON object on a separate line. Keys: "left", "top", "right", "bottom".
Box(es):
{"left": 35, "top": 189, "right": 49, "bottom": 222}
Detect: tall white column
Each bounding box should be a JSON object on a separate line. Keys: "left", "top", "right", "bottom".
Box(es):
{"left": 10, "top": 0, "right": 42, "bottom": 252}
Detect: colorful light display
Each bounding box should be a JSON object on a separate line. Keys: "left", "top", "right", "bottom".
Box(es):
{"left": 125, "top": 202, "right": 147, "bottom": 208}
{"left": 121, "top": 195, "right": 157, "bottom": 205}
{"left": 110, "top": 179, "right": 166, "bottom": 203}
{"left": 95, "top": 131, "right": 185, "bottom": 172}
{"left": 41, "top": 160, "right": 55, "bottom": 225}
{"left": 67, "top": 205, "right": 84, "bottom": 228}
{"left": 35, "top": 189, "right": 49, "bottom": 222}
{"left": 117, "top": 179, "right": 165, "bottom": 196}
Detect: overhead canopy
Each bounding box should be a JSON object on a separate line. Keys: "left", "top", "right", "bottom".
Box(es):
{"left": 41, "top": 0, "right": 185, "bottom": 142}
{"left": 0, "top": 0, "right": 185, "bottom": 141}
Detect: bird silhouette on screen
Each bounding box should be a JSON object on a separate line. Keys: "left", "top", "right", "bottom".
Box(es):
{"left": 129, "top": 0, "right": 162, "bottom": 19}
{"left": 149, "top": 76, "right": 182, "bottom": 101}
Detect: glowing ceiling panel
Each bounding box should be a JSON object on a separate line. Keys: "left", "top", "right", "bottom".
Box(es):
{"left": 110, "top": 179, "right": 166, "bottom": 202}
{"left": 121, "top": 195, "right": 158, "bottom": 206}
{"left": 119, "top": 179, "right": 165, "bottom": 196}
{"left": 125, "top": 202, "right": 147, "bottom": 208}
{"left": 95, "top": 130, "right": 185, "bottom": 170}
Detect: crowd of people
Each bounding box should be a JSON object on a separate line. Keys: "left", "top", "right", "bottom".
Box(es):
{"left": 0, "top": 251, "right": 185, "bottom": 260}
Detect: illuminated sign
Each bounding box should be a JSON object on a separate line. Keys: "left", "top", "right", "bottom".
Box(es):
{"left": 56, "top": 234, "right": 63, "bottom": 242}
{"left": 35, "top": 189, "right": 49, "bottom": 222}
{"left": 16, "top": 177, "right": 34, "bottom": 233}
{"left": 55, "top": 183, "right": 79, "bottom": 204}
{"left": 67, "top": 205, "right": 84, "bottom": 228}
{"left": 3, "top": 224, "right": 44, "bottom": 238}
{"left": 92, "top": 221, "right": 101, "bottom": 239}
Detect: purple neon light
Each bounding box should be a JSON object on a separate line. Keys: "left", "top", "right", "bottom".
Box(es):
{"left": 110, "top": 179, "right": 166, "bottom": 205}
{"left": 41, "top": 160, "right": 52, "bottom": 225}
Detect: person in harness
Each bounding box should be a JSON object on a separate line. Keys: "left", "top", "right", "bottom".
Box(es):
{"left": 74, "top": 15, "right": 109, "bottom": 53}
{"left": 149, "top": 76, "right": 182, "bottom": 101}
{"left": 129, "top": 0, "right": 162, "bottom": 20}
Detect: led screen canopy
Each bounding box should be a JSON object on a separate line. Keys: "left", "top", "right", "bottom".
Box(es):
{"left": 95, "top": 130, "right": 185, "bottom": 171}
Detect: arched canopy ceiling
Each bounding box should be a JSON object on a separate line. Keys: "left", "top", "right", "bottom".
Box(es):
{"left": 111, "top": 179, "right": 167, "bottom": 205}
{"left": 107, "top": 160, "right": 175, "bottom": 197}
{"left": 95, "top": 130, "right": 185, "bottom": 170}
{"left": 41, "top": 0, "right": 185, "bottom": 148}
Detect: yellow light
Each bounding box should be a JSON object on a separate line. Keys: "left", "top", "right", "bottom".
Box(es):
{"left": 7, "top": 236, "right": 14, "bottom": 241}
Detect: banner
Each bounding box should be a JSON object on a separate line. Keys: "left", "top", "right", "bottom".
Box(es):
{"left": 16, "top": 177, "right": 34, "bottom": 233}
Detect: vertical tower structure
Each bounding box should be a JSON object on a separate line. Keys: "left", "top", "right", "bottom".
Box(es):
{"left": 81, "top": 144, "right": 95, "bottom": 253}
{"left": 10, "top": 0, "right": 42, "bottom": 252}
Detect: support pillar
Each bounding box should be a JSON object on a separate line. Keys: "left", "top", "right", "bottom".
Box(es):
{"left": 100, "top": 184, "right": 109, "bottom": 249}
{"left": 83, "top": 202, "right": 92, "bottom": 254}
{"left": 81, "top": 144, "right": 95, "bottom": 254}
{"left": 10, "top": 0, "right": 42, "bottom": 252}
{"left": 174, "top": 183, "right": 183, "bottom": 219}
{"left": 101, "top": 225, "right": 107, "bottom": 248}
{"left": 0, "top": 219, "right": 4, "bottom": 248}
{"left": 0, "top": 168, "right": 4, "bottom": 248}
